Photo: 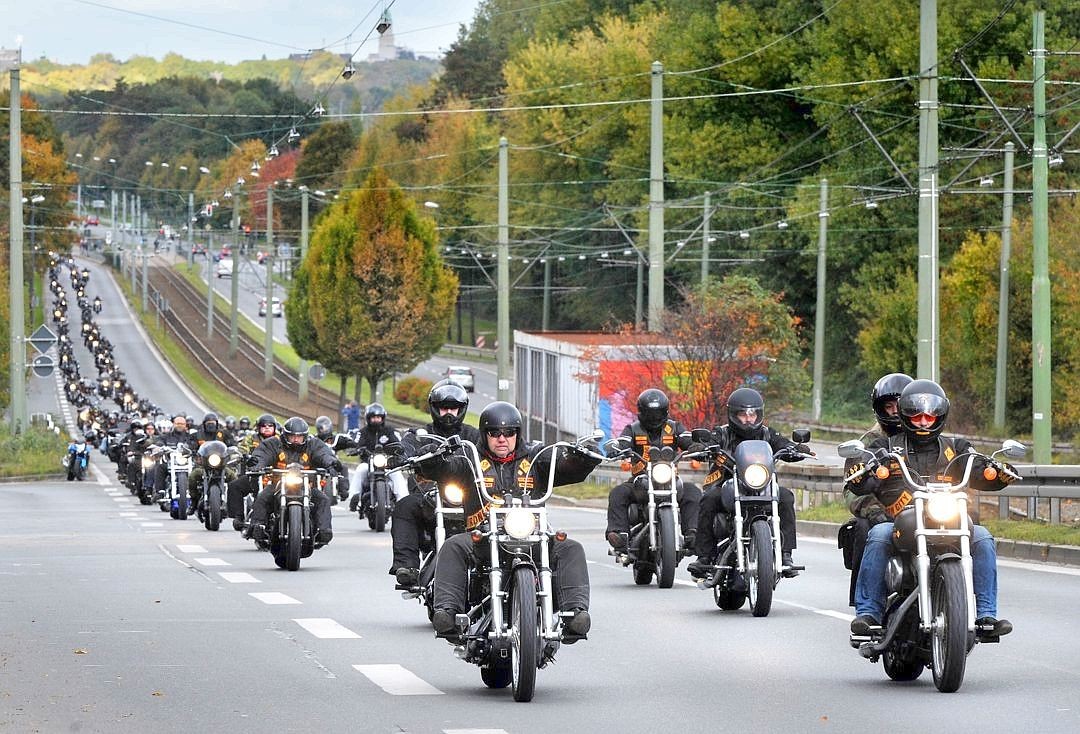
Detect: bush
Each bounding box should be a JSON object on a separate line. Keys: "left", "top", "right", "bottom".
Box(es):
{"left": 407, "top": 377, "right": 433, "bottom": 411}
{"left": 395, "top": 376, "right": 422, "bottom": 404}
{"left": 0, "top": 425, "right": 69, "bottom": 478}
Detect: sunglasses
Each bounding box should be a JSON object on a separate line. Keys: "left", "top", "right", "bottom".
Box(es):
{"left": 486, "top": 428, "right": 517, "bottom": 438}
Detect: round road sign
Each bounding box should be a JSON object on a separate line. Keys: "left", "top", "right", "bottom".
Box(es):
{"left": 31, "top": 354, "right": 55, "bottom": 378}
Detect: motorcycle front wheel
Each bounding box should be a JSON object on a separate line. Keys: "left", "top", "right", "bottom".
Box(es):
{"left": 204, "top": 482, "right": 222, "bottom": 531}
{"left": 284, "top": 504, "right": 303, "bottom": 571}
{"left": 747, "top": 520, "right": 775, "bottom": 617}
{"left": 930, "top": 559, "right": 968, "bottom": 692}
{"left": 510, "top": 566, "right": 539, "bottom": 702}
{"left": 656, "top": 506, "right": 677, "bottom": 589}
{"left": 373, "top": 479, "right": 387, "bottom": 533}
{"left": 175, "top": 474, "right": 189, "bottom": 520}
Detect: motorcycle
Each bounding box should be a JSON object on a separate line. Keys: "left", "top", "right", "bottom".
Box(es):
{"left": 606, "top": 434, "right": 702, "bottom": 588}
{"left": 438, "top": 431, "right": 605, "bottom": 703}
{"left": 196, "top": 441, "right": 241, "bottom": 531}
{"left": 137, "top": 450, "right": 157, "bottom": 505}
{"left": 151, "top": 444, "right": 193, "bottom": 519}
{"left": 256, "top": 464, "right": 328, "bottom": 571}
{"left": 66, "top": 440, "right": 91, "bottom": 481}
{"left": 354, "top": 445, "right": 395, "bottom": 532}
{"left": 838, "top": 437, "right": 1025, "bottom": 692}
{"left": 691, "top": 427, "right": 812, "bottom": 617}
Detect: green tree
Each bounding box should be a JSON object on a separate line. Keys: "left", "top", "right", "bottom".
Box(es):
{"left": 303, "top": 169, "right": 458, "bottom": 397}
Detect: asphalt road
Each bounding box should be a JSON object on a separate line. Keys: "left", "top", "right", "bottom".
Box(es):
{"left": 3, "top": 469, "right": 1079, "bottom": 733}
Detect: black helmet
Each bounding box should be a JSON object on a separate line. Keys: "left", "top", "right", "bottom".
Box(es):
{"left": 727, "top": 387, "right": 765, "bottom": 440}
{"left": 365, "top": 403, "right": 387, "bottom": 428}
{"left": 428, "top": 379, "right": 469, "bottom": 430}
{"left": 898, "top": 379, "right": 950, "bottom": 442}
{"left": 224, "top": 415, "right": 237, "bottom": 430}
{"left": 238, "top": 416, "right": 251, "bottom": 430}
{"left": 282, "top": 416, "right": 309, "bottom": 448}
{"left": 256, "top": 413, "right": 277, "bottom": 435}
{"left": 479, "top": 401, "right": 522, "bottom": 437}
{"left": 636, "top": 388, "right": 669, "bottom": 432}
{"left": 314, "top": 415, "right": 334, "bottom": 440}
{"left": 871, "top": 373, "right": 913, "bottom": 436}
{"left": 202, "top": 412, "right": 219, "bottom": 431}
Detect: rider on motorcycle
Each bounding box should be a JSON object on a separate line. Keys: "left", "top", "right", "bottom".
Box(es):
{"left": 189, "top": 412, "right": 237, "bottom": 511}
{"left": 247, "top": 417, "right": 337, "bottom": 548}
{"left": 687, "top": 387, "right": 806, "bottom": 579}
{"left": 152, "top": 415, "right": 197, "bottom": 499}
{"left": 846, "top": 379, "right": 1014, "bottom": 639}
{"left": 388, "top": 380, "right": 484, "bottom": 587}
{"left": 315, "top": 415, "right": 356, "bottom": 501}
{"left": 604, "top": 388, "right": 702, "bottom": 552}
{"left": 346, "top": 402, "right": 406, "bottom": 512}
{"left": 229, "top": 413, "right": 277, "bottom": 530}
{"left": 423, "top": 402, "right": 600, "bottom": 643}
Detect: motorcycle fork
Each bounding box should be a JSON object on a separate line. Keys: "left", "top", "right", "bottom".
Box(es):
{"left": 733, "top": 497, "right": 746, "bottom": 573}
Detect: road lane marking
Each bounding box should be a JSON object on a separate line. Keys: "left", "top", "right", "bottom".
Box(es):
{"left": 219, "top": 572, "right": 260, "bottom": 584}
{"left": 118, "top": 511, "right": 138, "bottom": 517}
{"left": 775, "top": 598, "right": 854, "bottom": 621}
{"left": 999, "top": 558, "right": 1080, "bottom": 576}
{"left": 353, "top": 664, "right": 442, "bottom": 695}
{"left": 445, "top": 730, "right": 509, "bottom": 734}
{"left": 294, "top": 618, "right": 360, "bottom": 639}
{"left": 195, "top": 558, "right": 230, "bottom": 567}
{"left": 140, "top": 522, "right": 163, "bottom": 527}
{"left": 249, "top": 592, "right": 301, "bottom": 605}
{"left": 176, "top": 544, "right": 206, "bottom": 553}
{"left": 112, "top": 497, "right": 131, "bottom": 502}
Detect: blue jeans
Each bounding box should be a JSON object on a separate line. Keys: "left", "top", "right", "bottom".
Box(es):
{"left": 854, "top": 521, "right": 998, "bottom": 620}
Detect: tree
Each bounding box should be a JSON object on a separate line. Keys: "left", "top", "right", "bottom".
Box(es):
{"left": 302, "top": 169, "right": 459, "bottom": 397}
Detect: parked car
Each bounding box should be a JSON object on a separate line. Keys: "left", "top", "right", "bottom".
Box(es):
{"left": 445, "top": 365, "right": 475, "bottom": 393}
{"left": 216, "top": 258, "right": 234, "bottom": 278}
{"left": 258, "top": 297, "right": 283, "bottom": 317}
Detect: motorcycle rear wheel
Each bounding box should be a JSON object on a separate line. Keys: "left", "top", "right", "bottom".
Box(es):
{"left": 481, "top": 663, "right": 512, "bottom": 689}
{"left": 284, "top": 504, "right": 303, "bottom": 571}
{"left": 747, "top": 520, "right": 775, "bottom": 617}
{"left": 930, "top": 560, "right": 968, "bottom": 692}
{"left": 632, "top": 562, "right": 653, "bottom": 586}
{"left": 883, "top": 648, "right": 924, "bottom": 681}
{"left": 714, "top": 583, "right": 747, "bottom": 611}
{"left": 204, "top": 483, "right": 222, "bottom": 531}
{"left": 510, "top": 567, "right": 539, "bottom": 702}
{"left": 656, "top": 506, "right": 677, "bottom": 589}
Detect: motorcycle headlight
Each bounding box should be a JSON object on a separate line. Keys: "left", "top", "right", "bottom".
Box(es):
{"left": 441, "top": 483, "right": 464, "bottom": 506}
{"left": 650, "top": 463, "right": 674, "bottom": 485}
{"left": 173, "top": 456, "right": 190, "bottom": 468}
{"left": 207, "top": 453, "right": 223, "bottom": 468}
{"left": 372, "top": 453, "right": 388, "bottom": 469}
{"left": 503, "top": 508, "right": 537, "bottom": 540}
{"left": 142, "top": 456, "right": 155, "bottom": 469}
{"left": 283, "top": 471, "right": 304, "bottom": 496}
{"left": 926, "top": 493, "right": 962, "bottom": 524}
{"left": 743, "top": 463, "right": 770, "bottom": 490}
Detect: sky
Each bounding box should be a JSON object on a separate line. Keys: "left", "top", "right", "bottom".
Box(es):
{"left": 3, "top": 0, "right": 484, "bottom": 65}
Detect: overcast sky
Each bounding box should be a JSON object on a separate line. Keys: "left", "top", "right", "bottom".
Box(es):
{"left": 4, "top": 0, "right": 483, "bottom": 65}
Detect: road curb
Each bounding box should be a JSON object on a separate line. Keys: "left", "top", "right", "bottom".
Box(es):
{"left": 0, "top": 473, "right": 68, "bottom": 484}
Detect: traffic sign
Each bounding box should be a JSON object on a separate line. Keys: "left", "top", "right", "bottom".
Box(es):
{"left": 308, "top": 363, "right": 326, "bottom": 381}
{"left": 475, "top": 335, "right": 486, "bottom": 349}
{"left": 31, "top": 354, "right": 55, "bottom": 378}
{"left": 28, "top": 324, "right": 57, "bottom": 354}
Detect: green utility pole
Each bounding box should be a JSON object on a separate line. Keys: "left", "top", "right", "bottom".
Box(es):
{"left": 141, "top": 252, "right": 148, "bottom": 312}
{"left": 701, "top": 192, "right": 711, "bottom": 284}
{"left": 229, "top": 190, "right": 240, "bottom": 358}
{"left": 812, "top": 179, "right": 828, "bottom": 422}
{"left": 264, "top": 186, "right": 275, "bottom": 386}
{"left": 298, "top": 187, "right": 309, "bottom": 402}
{"left": 647, "top": 61, "right": 665, "bottom": 332}
{"left": 993, "top": 142, "right": 1015, "bottom": 431}
{"left": 1031, "top": 9, "right": 1052, "bottom": 464}
{"left": 542, "top": 257, "right": 551, "bottom": 331}
{"left": 8, "top": 68, "right": 27, "bottom": 432}
{"left": 206, "top": 256, "right": 215, "bottom": 340}
{"left": 497, "top": 137, "right": 510, "bottom": 401}
{"left": 187, "top": 193, "right": 194, "bottom": 269}
{"left": 916, "top": 0, "right": 940, "bottom": 381}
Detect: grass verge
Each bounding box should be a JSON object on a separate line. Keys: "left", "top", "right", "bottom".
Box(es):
{"left": 0, "top": 425, "right": 69, "bottom": 478}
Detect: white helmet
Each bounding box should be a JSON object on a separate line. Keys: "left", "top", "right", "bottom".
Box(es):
{"left": 156, "top": 418, "right": 172, "bottom": 434}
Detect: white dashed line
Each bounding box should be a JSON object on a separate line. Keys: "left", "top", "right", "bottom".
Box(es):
{"left": 353, "top": 664, "right": 443, "bottom": 695}
{"left": 194, "top": 558, "right": 230, "bottom": 567}
{"left": 140, "top": 522, "right": 163, "bottom": 527}
{"left": 176, "top": 545, "right": 207, "bottom": 553}
{"left": 219, "top": 572, "right": 260, "bottom": 584}
{"left": 112, "top": 497, "right": 131, "bottom": 502}
{"left": 118, "top": 511, "right": 138, "bottom": 517}
{"left": 445, "top": 730, "right": 510, "bottom": 734}
{"left": 294, "top": 618, "right": 361, "bottom": 639}
{"left": 249, "top": 592, "right": 301, "bottom": 605}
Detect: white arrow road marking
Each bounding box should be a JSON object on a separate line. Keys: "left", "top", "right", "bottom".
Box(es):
{"left": 219, "top": 572, "right": 260, "bottom": 584}
{"left": 249, "top": 592, "right": 300, "bottom": 605}
{"left": 353, "top": 664, "right": 443, "bottom": 695}
{"left": 294, "top": 618, "right": 360, "bottom": 639}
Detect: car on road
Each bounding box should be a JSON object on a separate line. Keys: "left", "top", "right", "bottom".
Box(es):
{"left": 212, "top": 245, "right": 232, "bottom": 262}
{"left": 192, "top": 242, "right": 207, "bottom": 257}
{"left": 216, "top": 258, "right": 234, "bottom": 278}
{"left": 258, "top": 297, "right": 283, "bottom": 317}
{"left": 85, "top": 215, "right": 100, "bottom": 226}
{"left": 445, "top": 365, "right": 475, "bottom": 393}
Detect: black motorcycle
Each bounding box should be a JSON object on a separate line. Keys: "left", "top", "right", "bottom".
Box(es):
{"left": 692, "top": 427, "right": 812, "bottom": 617}
{"left": 196, "top": 441, "right": 241, "bottom": 531}
{"left": 838, "top": 438, "right": 1025, "bottom": 692}
{"left": 355, "top": 445, "right": 395, "bottom": 532}
{"left": 257, "top": 464, "right": 328, "bottom": 571}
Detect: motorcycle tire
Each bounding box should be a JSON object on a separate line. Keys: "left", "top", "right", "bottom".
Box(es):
{"left": 632, "top": 563, "right": 654, "bottom": 586}
{"left": 510, "top": 567, "right": 540, "bottom": 702}
{"left": 714, "top": 584, "right": 747, "bottom": 611}
{"left": 175, "top": 474, "right": 189, "bottom": 521}
{"left": 747, "top": 520, "right": 775, "bottom": 617}
{"left": 373, "top": 480, "right": 387, "bottom": 533}
{"left": 284, "top": 504, "right": 303, "bottom": 571}
{"left": 930, "top": 559, "right": 968, "bottom": 692}
{"left": 656, "top": 506, "right": 677, "bottom": 589}
{"left": 205, "top": 483, "right": 222, "bottom": 531}
{"left": 883, "top": 648, "right": 924, "bottom": 682}
{"left": 481, "top": 663, "right": 512, "bottom": 689}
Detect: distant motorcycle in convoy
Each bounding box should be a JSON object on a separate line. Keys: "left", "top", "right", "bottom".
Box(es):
{"left": 433, "top": 432, "right": 605, "bottom": 702}
{"left": 255, "top": 464, "right": 329, "bottom": 571}
{"left": 66, "top": 437, "right": 91, "bottom": 481}
{"left": 151, "top": 444, "right": 193, "bottom": 519}
{"left": 606, "top": 434, "right": 704, "bottom": 588}
{"left": 691, "top": 427, "right": 813, "bottom": 617}
{"left": 195, "top": 441, "right": 241, "bottom": 531}
{"left": 838, "top": 438, "right": 1026, "bottom": 693}
{"left": 353, "top": 445, "right": 395, "bottom": 532}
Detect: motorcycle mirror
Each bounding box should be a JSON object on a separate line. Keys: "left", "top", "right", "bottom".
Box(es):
{"left": 415, "top": 428, "right": 429, "bottom": 437}
{"left": 1000, "top": 439, "right": 1027, "bottom": 459}
{"left": 658, "top": 445, "right": 676, "bottom": 462}
{"left": 792, "top": 428, "right": 811, "bottom": 444}
{"left": 691, "top": 428, "right": 713, "bottom": 443}
{"left": 837, "top": 439, "right": 866, "bottom": 459}
{"left": 678, "top": 431, "right": 693, "bottom": 442}
{"left": 589, "top": 429, "right": 604, "bottom": 442}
